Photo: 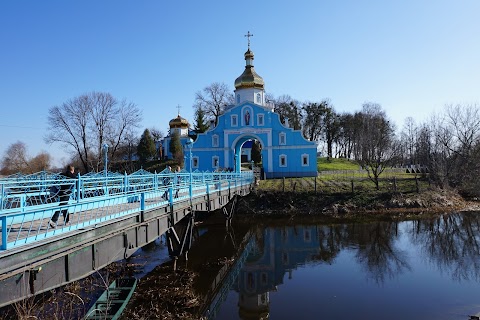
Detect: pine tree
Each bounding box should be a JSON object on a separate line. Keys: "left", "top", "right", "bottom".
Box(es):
{"left": 137, "top": 129, "right": 157, "bottom": 163}
{"left": 251, "top": 140, "right": 262, "bottom": 164}
{"left": 169, "top": 130, "right": 184, "bottom": 164}
{"left": 194, "top": 107, "right": 209, "bottom": 133}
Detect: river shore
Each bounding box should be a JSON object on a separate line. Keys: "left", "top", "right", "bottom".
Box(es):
{"left": 236, "top": 187, "right": 479, "bottom": 221}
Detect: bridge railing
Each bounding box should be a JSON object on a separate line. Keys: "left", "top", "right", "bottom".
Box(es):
{"left": 0, "top": 170, "right": 254, "bottom": 250}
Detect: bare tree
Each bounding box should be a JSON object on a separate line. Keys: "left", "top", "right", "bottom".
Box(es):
{"left": 357, "top": 103, "right": 398, "bottom": 190}
{"left": 29, "top": 152, "right": 52, "bottom": 172}
{"left": 428, "top": 104, "right": 480, "bottom": 193}
{"left": 149, "top": 127, "right": 164, "bottom": 143}
{"left": 0, "top": 141, "right": 52, "bottom": 174}
{"left": 45, "top": 92, "right": 142, "bottom": 173}
{"left": 1, "top": 141, "right": 30, "bottom": 174}
{"left": 194, "top": 82, "right": 234, "bottom": 126}
{"left": 273, "top": 95, "right": 303, "bottom": 130}
{"left": 302, "top": 101, "right": 325, "bottom": 142}
{"left": 400, "top": 117, "right": 418, "bottom": 167}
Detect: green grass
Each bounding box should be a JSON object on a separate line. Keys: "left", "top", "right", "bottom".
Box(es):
{"left": 259, "top": 157, "right": 430, "bottom": 194}
{"left": 317, "top": 157, "right": 360, "bottom": 171}
{"left": 258, "top": 176, "right": 430, "bottom": 194}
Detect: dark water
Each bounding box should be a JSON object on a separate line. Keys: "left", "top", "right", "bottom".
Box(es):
{"left": 203, "top": 212, "right": 480, "bottom": 320}
{"left": 4, "top": 211, "right": 479, "bottom": 319}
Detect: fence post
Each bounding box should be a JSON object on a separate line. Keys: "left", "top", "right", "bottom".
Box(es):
{"left": 140, "top": 192, "right": 145, "bottom": 222}
{"left": 124, "top": 172, "right": 128, "bottom": 194}
{"left": 1, "top": 216, "right": 6, "bottom": 250}
{"left": 314, "top": 177, "right": 317, "bottom": 194}
{"left": 393, "top": 177, "right": 397, "bottom": 192}
{"left": 415, "top": 176, "right": 419, "bottom": 193}
{"left": 282, "top": 177, "right": 285, "bottom": 192}
{"left": 351, "top": 180, "right": 354, "bottom": 195}
{"left": 0, "top": 184, "right": 3, "bottom": 210}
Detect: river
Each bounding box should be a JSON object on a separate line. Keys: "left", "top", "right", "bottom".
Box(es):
{"left": 199, "top": 212, "right": 480, "bottom": 319}
{"left": 2, "top": 211, "right": 480, "bottom": 319}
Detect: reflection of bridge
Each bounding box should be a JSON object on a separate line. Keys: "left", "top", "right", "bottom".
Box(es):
{"left": 0, "top": 169, "right": 254, "bottom": 308}
{"left": 201, "top": 230, "right": 256, "bottom": 320}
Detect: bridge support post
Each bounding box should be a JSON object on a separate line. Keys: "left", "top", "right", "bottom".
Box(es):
{"left": 222, "top": 195, "right": 237, "bottom": 229}
{"left": 166, "top": 211, "right": 195, "bottom": 260}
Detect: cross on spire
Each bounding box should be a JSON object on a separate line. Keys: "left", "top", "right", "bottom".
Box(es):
{"left": 176, "top": 105, "right": 181, "bottom": 116}
{"left": 244, "top": 31, "right": 253, "bottom": 49}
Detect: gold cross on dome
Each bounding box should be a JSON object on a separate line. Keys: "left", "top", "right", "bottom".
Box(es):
{"left": 244, "top": 31, "right": 253, "bottom": 49}
{"left": 176, "top": 105, "right": 181, "bottom": 116}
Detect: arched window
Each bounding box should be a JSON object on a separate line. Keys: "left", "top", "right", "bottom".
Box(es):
{"left": 212, "top": 156, "right": 219, "bottom": 169}
{"left": 212, "top": 135, "right": 219, "bottom": 147}
{"left": 192, "top": 157, "right": 199, "bottom": 168}
{"left": 257, "top": 114, "right": 264, "bottom": 126}
{"left": 301, "top": 154, "right": 309, "bottom": 166}
{"left": 279, "top": 154, "right": 287, "bottom": 167}
{"left": 279, "top": 132, "right": 286, "bottom": 145}
{"left": 256, "top": 93, "right": 261, "bottom": 103}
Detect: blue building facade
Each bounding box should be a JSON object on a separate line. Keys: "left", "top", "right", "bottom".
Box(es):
{"left": 187, "top": 43, "right": 318, "bottom": 178}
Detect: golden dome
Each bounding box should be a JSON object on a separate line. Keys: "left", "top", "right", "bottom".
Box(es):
{"left": 235, "top": 49, "right": 264, "bottom": 90}
{"left": 169, "top": 114, "right": 189, "bottom": 128}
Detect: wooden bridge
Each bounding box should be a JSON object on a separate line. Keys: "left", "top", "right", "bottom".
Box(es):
{"left": 0, "top": 169, "right": 254, "bottom": 308}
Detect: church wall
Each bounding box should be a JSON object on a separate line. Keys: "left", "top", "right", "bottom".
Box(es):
{"left": 189, "top": 102, "right": 318, "bottom": 177}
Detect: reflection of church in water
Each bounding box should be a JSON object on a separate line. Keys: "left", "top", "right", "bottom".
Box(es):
{"left": 234, "top": 226, "right": 326, "bottom": 319}
{"left": 186, "top": 35, "right": 318, "bottom": 178}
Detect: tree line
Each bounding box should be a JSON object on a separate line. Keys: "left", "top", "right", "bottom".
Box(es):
{"left": 1, "top": 86, "right": 479, "bottom": 197}
{"left": 193, "top": 82, "right": 480, "bottom": 195}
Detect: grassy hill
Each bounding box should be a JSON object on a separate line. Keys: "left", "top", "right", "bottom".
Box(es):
{"left": 317, "top": 157, "right": 360, "bottom": 171}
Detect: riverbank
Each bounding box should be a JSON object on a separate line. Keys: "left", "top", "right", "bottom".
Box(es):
{"left": 236, "top": 186, "right": 478, "bottom": 220}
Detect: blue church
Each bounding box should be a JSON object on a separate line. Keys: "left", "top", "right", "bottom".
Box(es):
{"left": 186, "top": 40, "right": 318, "bottom": 178}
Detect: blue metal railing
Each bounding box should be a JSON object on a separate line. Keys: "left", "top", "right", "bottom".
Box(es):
{"left": 0, "top": 170, "right": 253, "bottom": 250}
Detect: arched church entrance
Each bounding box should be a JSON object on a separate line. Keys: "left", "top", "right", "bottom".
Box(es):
{"left": 232, "top": 134, "right": 266, "bottom": 173}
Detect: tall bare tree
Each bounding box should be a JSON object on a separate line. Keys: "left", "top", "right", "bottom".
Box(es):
{"left": 399, "top": 117, "right": 418, "bottom": 167}
{"left": 194, "top": 82, "right": 234, "bottom": 126}
{"left": 302, "top": 101, "right": 325, "bottom": 142}
{"left": 428, "top": 104, "right": 480, "bottom": 192}
{"left": 45, "top": 92, "right": 142, "bottom": 173}
{"left": 357, "top": 103, "right": 397, "bottom": 190}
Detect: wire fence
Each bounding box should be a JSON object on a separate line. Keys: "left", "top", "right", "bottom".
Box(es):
{"left": 259, "top": 173, "right": 430, "bottom": 194}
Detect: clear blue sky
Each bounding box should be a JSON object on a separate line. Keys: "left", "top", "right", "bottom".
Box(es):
{"left": 1, "top": 1, "right": 479, "bottom": 167}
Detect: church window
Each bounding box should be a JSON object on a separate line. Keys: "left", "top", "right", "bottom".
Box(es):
{"left": 237, "top": 94, "right": 240, "bottom": 104}
{"left": 279, "top": 154, "right": 287, "bottom": 167}
{"left": 279, "top": 132, "right": 286, "bottom": 145}
{"left": 192, "top": 157, "right": 199, "bottom": 168}
{"left": 212, "top": 135, "right": 219, "bottom": 147}
{"left": 212, "top": 156, "right": 219, "bottom": 169}
{"left": 257, "top": 114, "right": 264, "bottom": 126}
{"left": 302, "top": 154, "right": 309, "bottom": 166}
{"left": 256, "top": 93, "right": 261, "bottom": 103}
{"left": 231, "top": 115, "right": 238, "bottom": 127}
